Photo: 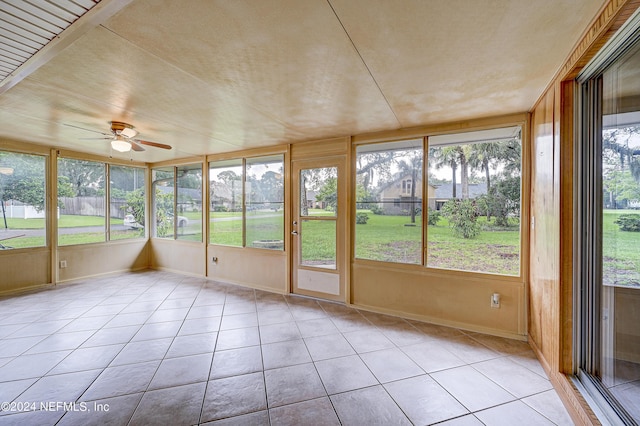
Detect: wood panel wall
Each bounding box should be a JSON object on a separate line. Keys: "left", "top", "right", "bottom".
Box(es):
{"left": 528, "top": 1, "right": 640, "bottom": 424}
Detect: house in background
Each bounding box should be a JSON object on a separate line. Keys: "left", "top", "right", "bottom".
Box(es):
{"left": 430, "top": 182, "right": 488, "bottom": 210}
{"left": 377, "top": 175, "right": 433, "bottom": 215}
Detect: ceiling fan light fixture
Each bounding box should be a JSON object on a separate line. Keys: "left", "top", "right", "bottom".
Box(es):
{"left": 120, "top": 127, "right": 138, "bottom": 138}
{"left": 111, "top": 136, "right": 132, "bottom": 152}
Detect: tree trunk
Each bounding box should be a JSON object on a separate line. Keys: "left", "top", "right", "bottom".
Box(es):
{"left": 301, "top": 174, "right": 308, "bottom": 216}
{"left": 451, "top": 163, "right": 457, "bottom": 198}
{"left": 461, "top": 156, "right": 469, "bottom": 199}
{"left": 410, "top": 167, "right": 416, "bottom": 223}
{"left": 484, "top": 159, "right": 491, "bottom": 192}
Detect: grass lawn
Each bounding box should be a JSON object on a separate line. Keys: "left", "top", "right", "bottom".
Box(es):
{"left": 603, "top": 209, "right": 640, "bottom": 286}
{"left": 4, "top": 207, "right": 637, "bottom": 283}
{"left": 355, "top": 211, "right": 521, "bottom": 275}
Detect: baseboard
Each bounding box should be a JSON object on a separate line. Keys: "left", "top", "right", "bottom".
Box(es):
{"left": 0, "top": 282, "right": 55, "bottom": 297}
{"left": 353, "top": 302, "right": 528, "bottom": 341}
{"left": 56, "top": 265, "right": 150, "bottom": 285}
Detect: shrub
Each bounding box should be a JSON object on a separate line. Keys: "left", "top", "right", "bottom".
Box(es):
{"left": 355, "top": 212, "right": 369, "bottom": 224}
{"left": 370, "top": 204, "right": 384, "bottom": 215}
{"left": 441, "top": 199, "right": 481, "bottom": 239}
{"left": 614, "top": 214, "right": 640, "bottom": 232}
{"left": 427, "top": 208, "right": 441, "bottom": 226}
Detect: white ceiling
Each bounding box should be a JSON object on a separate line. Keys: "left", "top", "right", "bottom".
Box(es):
{"left": 0, "top": 0, "right": 605, "bottom": 163}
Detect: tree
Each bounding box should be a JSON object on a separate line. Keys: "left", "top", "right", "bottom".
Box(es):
{"left": 217, "top": 170, "right": 242, "bottom": 212}
{"left": 441, "top": 199, "right": 481, "bottom": 239}
{"left": 603, "top": 170, "right": 640, "bottom": 208}
{"left": 356, "top": 151, "right": 398, "bottom": 193}
{"left": 0, "top": 152, "right": 73, "bottom": 214}
{"left": 315, "top": 177, "right": 337, "bottom": 212}
{"left": 468, "top": 142, "right": 501, "bottom": 192}
{"left": 125, "top": 188, "right": 146, "bottom": 226}
{"left": 57, "top": 158, "right": 104, "bottom": 196}
{"left": 430, "top": 146, "right": 459, "bottom": 198}
{"left": 258, "top": 170, "right": 284, "bottom": 203}
{"left": 395, "top": 153, "right": 422, "bottom": 223}
{"left": 477, "top": 175, "right": 521, "bottom": 227}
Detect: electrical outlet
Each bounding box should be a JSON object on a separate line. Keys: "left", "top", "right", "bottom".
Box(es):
{"left": 59, "top": 260, "right": 67, "bottom": 269}
{"left": 491, "top": 292, "right": 500, "bottom": 308}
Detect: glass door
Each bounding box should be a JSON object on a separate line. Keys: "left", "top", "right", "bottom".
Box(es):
{"left": 578, "top": 20, "right": 640, "bottom": 424}
{"left": 291, "top": 158, "right": 345, "bottom": 301}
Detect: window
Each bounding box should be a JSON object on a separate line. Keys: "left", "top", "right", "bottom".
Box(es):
{"left": 110, "top": 165, "right": 145, "bottom": 240}
{"left": 0, "top": 151, "right": 46, "bottom": 249}
{"left": 577, "top": 21, "right": 640, "bottom": 423}
{"left": 58, "top": 158, "right": 105, "bottom": 246}
{"left": 355, "top": 139, "right": 423, "bottom": 264}
{"left": 177, "top": 164, "right": 202, "bottom": 242}
{"left": 246, "top": 155, "right": 284, "bottom": 249}
{"left": 152, "top": 167, "right": 175, "bottom": 239}
{"left": 427, "top": 127, "right": 522, "bottom": 275}
{"left": 209, "top": 159, "right": 243, "bottom": 246}
{"left": 209, "top": 154, "right": 285, "bottom": 250}
{"left": 354, "top": 128, "right": 522, "bottom": 274}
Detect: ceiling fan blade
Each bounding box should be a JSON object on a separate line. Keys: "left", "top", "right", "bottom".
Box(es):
{"left": 78, "top": 137, "right": 111, "bottom": 140}
{"left": 130, "top": 141, "right": 146, "bottom": 152}
{"left": 64, "top": 123, "right": 112, "bottom": 136}
{"left": 136, "top": 139, "right": 172, "bottom": 150}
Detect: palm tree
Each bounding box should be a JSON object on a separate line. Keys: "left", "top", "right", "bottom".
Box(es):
{"left": 430, "top": 147, "right": 459, "bottom": 198}
{"left": 469, "top": 142, "right": 501, "bottom": 192}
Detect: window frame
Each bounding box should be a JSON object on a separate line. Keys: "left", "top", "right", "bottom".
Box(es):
{"left": 208, "top": 152, "right": 286, "bottom": 251}
{"left": 352, "top": 125, "right": 525, "bottom": 280}
{"left": 152, "top": 163, "right": 204, "bottom": 242}
{"left": 0, "top": 148, "right": 48, "bottom": 250}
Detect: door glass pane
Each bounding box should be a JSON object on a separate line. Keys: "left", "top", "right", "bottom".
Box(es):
{"left": 301, "top": 219, "right": 336, "bottom": 269}
{"left": 600, "top": 41, "right": 640, "bottom": 419}
{"left": 300, "top": 167, "right": 337, "bottom": 217}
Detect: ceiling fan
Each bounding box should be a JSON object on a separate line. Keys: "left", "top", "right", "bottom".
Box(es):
{"left": 65, "top": 121, "right": 172, "bottom": 153}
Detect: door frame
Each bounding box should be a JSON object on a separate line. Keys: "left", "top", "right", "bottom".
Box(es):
{"left": 291, "top": 156, "right": 347, "bottom": 302}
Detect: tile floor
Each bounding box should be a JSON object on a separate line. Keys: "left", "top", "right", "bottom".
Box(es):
{"left": 0, "top": 270, "right": 574, "bottom": 425}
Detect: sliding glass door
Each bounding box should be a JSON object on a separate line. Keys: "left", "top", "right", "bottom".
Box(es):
{"left": 578, "top": 15, "right": 640, "bottom": 424}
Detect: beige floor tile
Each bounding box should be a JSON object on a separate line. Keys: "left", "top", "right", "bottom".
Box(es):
{"left": 148, "top": 352, "right": 212, "bottom": 390}
{"left": 129, "top": 382, "right": 206, "bottom": 426}
{"left": 330, "top": 385, "right": 411, "bottom": 426}
{"left": 386, "top": 375, "right": 469, "bottom": 424}
{"left": 431, "top": 365, "right": 516, "bottom": 412}
{"left": 315, "top": 355, "right": 378, "bottom": 394}
{"left": 522, "top": 389, "right": 574, "bottom": 426}
{"left": 202, "top": 372, "right": 267, "bottom": 422}
{"left": 261, "top": 339, "right": 311, "bottom": 370}
{"left": 210, "top": 346, "right": 263, "bottom": 379}
{"left": 360, "top": 347, "right": 424, "bottom": 383}
{"left": 269, "top": 397, "right": 340, "bottom": 426}
{"left": 264, "top": 363, "right": 326, "bottom": 408}
{"left": 475, "top": 400, "right": 555, "bottom": 425}
{"left": 304, "top": 333, "right": 355, "bottom": 361}
{"left": 472, "top": 357, "right": 553, "bottom": 398}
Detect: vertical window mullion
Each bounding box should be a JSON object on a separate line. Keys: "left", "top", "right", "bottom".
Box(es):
{"left": 242, "top": 158, "right": 246, "bottom": 248}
